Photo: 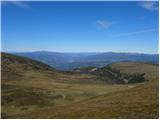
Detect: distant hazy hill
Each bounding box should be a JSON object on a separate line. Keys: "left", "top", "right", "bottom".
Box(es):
{"left": 13, "top": 51, "right": 158, "bottom": 70}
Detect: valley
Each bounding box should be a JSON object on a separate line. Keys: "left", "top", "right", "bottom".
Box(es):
{"left": 14, "top": 51, "right": 158, "bottom": 70}
{"left": 1, "top": 52, "right": 159, "bottom": 118}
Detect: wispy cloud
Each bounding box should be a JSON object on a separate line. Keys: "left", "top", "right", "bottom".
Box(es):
{"left": 96, "top": 20, "right": 116, "bottom": 30}
{"left": 2, "top": 1, "right": 30, "bottom": 9}
{"left": 115, "top": 28, "right": 158, "bottom": 37}
{"left": 139, "top": 1, "right": 158, "bottom": 11}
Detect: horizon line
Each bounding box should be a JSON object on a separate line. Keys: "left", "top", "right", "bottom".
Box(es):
{"left": 1, "top": 50, "right": 159, "bottom": 55}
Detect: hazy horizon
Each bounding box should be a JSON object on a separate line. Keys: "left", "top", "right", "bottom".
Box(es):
{"left": 2, "top": 1, "right": 159, "bottom": 54}
{"left": 2, "top": 50, "right": 159, "bottom": 55}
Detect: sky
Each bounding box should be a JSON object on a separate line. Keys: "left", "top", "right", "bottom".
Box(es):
{"left": 1, "top": 1, "right": 159, "bottom": 54}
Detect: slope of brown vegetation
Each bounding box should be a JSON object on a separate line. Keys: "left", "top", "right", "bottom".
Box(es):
{"left": 15, "top": 80, "right": 158, "bottom": 119}
{"left": 1, "top": 53, "right": 159, "bottom": 118}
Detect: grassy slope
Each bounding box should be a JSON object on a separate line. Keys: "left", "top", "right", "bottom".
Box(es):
{"left": 1, "top": 53, "right": 159, "bottom": 118}
{"left": 18, "top": 80, "right": 158, "bottom": 119}
{"left": 110, "top": 62, "right": 158, "bottom": 80}
{"left": 1, "top": 53, "right": 133, "bottom": 117}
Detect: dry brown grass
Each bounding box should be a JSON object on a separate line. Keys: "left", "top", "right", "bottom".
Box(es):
{"left": 12, "top": 78, "right": 158, "bottom": 119}
{"left": 1, "top": 53, "right": 159, "bottom": 118}
{"left": 110, "top": 62, "right": 158, "bottom": 80}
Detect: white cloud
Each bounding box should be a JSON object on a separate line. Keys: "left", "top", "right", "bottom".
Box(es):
{"left": 96, "top": 20, "right": 116, "bottom": 30}
{"left": 139, "top": 1, "right": 158, "bottom": 11}
{"left": 12, "top": 1, "right": 30, "bottom": 9}
{"left": 2, "top": 1, "right": 30, "bottom": 9}
{"left": 115, "top": 28, "right": 158, "bottom": 37}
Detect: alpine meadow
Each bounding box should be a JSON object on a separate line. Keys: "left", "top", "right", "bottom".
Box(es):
{"left": 1, "top": 1, "right": 159, "bottom": 119}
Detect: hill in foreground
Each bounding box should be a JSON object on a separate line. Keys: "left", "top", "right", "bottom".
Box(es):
{"left": 1, "top": 53, "right": 159, "bottom": 118}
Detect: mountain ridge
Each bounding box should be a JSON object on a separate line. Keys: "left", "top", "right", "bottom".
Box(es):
{"left": 11, "top": 51, "right": 158, "bottom": 70}
{"left": 6, "top": 50, "right": 158, "bottom": 55}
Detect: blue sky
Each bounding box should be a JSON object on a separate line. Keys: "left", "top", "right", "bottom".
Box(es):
{"left": 2, "top": 1, "right": 159, "bottom": 54}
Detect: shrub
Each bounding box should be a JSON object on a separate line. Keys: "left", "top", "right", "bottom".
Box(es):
{"left": 127, "top": 73, "right": 145, "bottom": 83}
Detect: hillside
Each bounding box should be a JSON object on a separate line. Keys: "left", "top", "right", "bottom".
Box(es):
{"left": 1, "top": 53, "right": 159, "bottom": 118}
{"left": 16, "top": 79, "right": 158, "bottom": 119}
{"left": 73, "top": 63, "right": 147, "bottom": 84}
{"left": 13, "top": 51, "right": 158, "bottom": 70}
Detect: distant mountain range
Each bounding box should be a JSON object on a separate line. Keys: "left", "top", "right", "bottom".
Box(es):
{"left": 12, "top": 51, "right": 159, "bottom": 70}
